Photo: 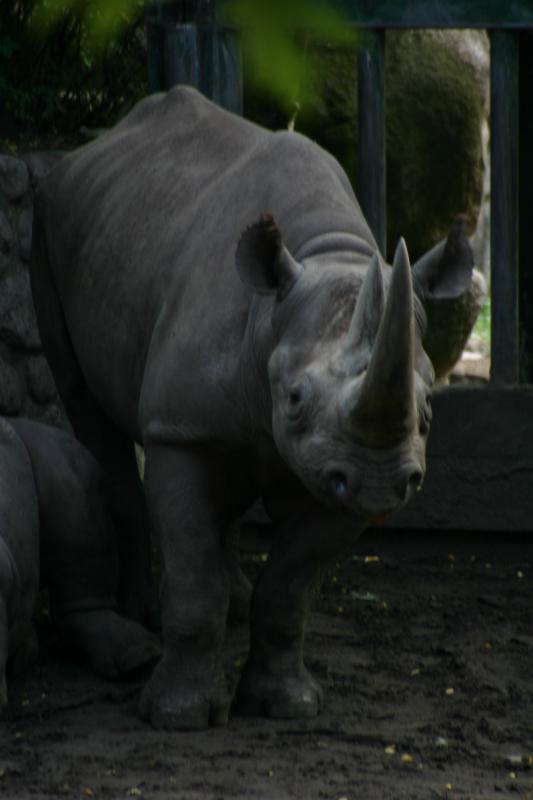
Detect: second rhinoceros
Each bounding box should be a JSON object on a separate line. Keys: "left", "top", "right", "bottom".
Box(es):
{"left": 31, "top": 86, "right": 469, "bottom": 730}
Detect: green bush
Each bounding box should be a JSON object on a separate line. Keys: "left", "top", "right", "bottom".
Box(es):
{"left": 0, "top": 1, "right": 147, "bottom": 142}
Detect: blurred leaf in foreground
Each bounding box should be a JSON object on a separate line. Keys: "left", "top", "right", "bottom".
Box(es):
{"left": 221, "top": 0, "right": 357, "bottom": 110}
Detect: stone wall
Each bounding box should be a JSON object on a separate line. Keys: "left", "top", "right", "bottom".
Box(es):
{"left": 0, "top": 152, "right": 65, "bottom": 426}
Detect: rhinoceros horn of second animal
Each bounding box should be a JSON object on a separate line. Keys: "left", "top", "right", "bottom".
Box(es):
{"left": 343, "top": 239, "right": 417, "bottom": 446}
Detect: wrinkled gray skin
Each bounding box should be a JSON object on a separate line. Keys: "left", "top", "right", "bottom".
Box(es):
{"left": 0, "top": 417, "right": 161, "bottom": 711}
{"left": 31, "top": 87, "right": 471, "bottom": 730}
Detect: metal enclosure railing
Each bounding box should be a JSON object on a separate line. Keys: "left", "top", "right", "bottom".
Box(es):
{"left": 148, "top": 0, "right": 533, "bottom": 386}
{"left": 335, "top": 2, "right": 533, "bottom": 387}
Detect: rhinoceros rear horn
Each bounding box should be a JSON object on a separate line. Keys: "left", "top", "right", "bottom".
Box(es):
{"left": 235, "top": 214, "right": 303, "bottom": 301}
{"left": 344, "top": 252, "right": 385, "bottom": 354}
{"left": 350, "top": 238, "right": 416, "bottom": 443}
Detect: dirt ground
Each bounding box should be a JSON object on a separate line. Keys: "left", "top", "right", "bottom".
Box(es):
{"left": 1, "top": 529, "right": 532, "bottom": 800}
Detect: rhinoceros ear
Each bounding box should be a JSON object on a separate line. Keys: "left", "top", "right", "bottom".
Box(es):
{"left": 412, "top": 215, "right": 474, "bottom": 301}
{"left": 235, "top": 215, "right": 303, "bottom": 301}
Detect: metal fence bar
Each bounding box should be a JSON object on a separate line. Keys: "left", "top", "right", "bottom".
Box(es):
{"left": 518, "top": 32, "right": 533, "bottom": 381}
{"left": 490, "top": 31, "right": 519, "bottom": 383}
{"left": 199, "top": 25, "right": 242, "bottom": 114}
{"left": 145, "top": 1, "right": 241, "bottom": 113}
{"left": 331, "top": 0, "right": 533, "bottom": 30}
{"left": 164, "top": 23, "right": 200, "bottom": 89}
{"left": 357, "top": 30, "right": 386, "bottom": 255}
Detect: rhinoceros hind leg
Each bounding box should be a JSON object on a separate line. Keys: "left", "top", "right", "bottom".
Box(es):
{"left": 30, "top": 216, "right": 157, "bottom": 629}
{"left": 56, "top": 609, "right": 161, "bottom": 679}
{"left": 236, "top": 663, "right": 323, "bottom": 719}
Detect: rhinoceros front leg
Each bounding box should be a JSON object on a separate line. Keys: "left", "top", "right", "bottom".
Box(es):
{"left": 236, "top": 502, "right": 363, "bottom": 719}
{"left": 138, "top": 444, "right": 232, "bottom": 730}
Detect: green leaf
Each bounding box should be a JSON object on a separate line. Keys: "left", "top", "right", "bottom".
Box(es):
{"left": 221, "top": 0, "right": 357, "bottom": 108}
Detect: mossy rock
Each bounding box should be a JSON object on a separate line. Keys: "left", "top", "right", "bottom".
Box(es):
{"left": 244, "top": 30, "right": 488, "bottom": 262}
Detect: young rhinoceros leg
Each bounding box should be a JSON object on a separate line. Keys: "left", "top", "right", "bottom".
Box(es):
{"left": 0, "top": 602, "right": 38, "bottom": 713}
{"left": 36, "top": 428, "right": 161, "bottom": 679}
{"left": 56, "top": 610, "right": 161, "bottom": 679}
{"left": 236, "top": 501, "right": 361, "bottom": 719}
{"left": 138, "top": 444, "right": 236, "bottom": 730}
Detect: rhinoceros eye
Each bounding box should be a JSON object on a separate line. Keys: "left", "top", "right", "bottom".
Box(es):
{"left": 286, "top": 377, "right": 311, "bottom": 422}
{"left": 287, "top": 386, "right": 304, "bottom": 421}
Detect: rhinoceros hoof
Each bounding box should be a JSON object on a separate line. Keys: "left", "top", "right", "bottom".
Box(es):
{"left": 138, "top": 658, "right": 230, "bottom": 730}
{"left": 236, "top": 665, "right": 324, "bottom": 719}
{"left": 58, "top": 609, "right": 161, "bottom": 679}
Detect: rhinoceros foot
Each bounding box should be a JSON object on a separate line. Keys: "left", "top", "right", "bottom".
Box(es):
{"left": 57, "top": 609, "right": 161, "bottom": 679}
{"left": 138, "top": 655, "right": 230, "bottom": 730}
{"left": 235, "top": 663, "right": 324, "bottom": 719}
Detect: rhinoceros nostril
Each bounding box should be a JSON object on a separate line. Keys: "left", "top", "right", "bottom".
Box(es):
{"left": 328, "top": 471, "right": 348, "bottom": 499}
{"left": 397, "top": 468, "right": 423, "bottom": 500}
{"left": 408, "top": 469, "right": 423, "bottom": 494}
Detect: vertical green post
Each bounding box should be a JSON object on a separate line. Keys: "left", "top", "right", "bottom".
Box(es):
{"left": 518, "top": 31, "right": 533, "bottom": 381}
{"left": 145, "top": 0, "right": 242, "bottom": 114}
{"left": 490, "top": 31, "right": 519, "bottom": 383}
{"left": 357, "top": 29, "right": 386, "bottom": 256}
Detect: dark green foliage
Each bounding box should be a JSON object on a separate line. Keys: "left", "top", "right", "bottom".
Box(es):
{"left": 0, "top": 1, "right": 147, "bottom": 141}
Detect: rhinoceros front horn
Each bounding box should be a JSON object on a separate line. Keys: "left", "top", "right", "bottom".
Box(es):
{"left": 349, "top": 238, "right": 416, "bottom": 444}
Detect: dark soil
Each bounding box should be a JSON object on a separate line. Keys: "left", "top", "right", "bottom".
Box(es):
{"left": 2, "top": 531, "right": 532, "bottom": 800}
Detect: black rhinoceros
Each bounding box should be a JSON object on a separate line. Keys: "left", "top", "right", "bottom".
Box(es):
{"left": 31, "top": 86, "right": 470, "bottom": 730}
{"left": 0, "top": 417, "right": 160, "bottom": 710}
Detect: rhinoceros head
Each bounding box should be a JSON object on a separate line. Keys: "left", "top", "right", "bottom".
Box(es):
{"left": 236, "top": 216, "right": 434, "bottom": 521}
